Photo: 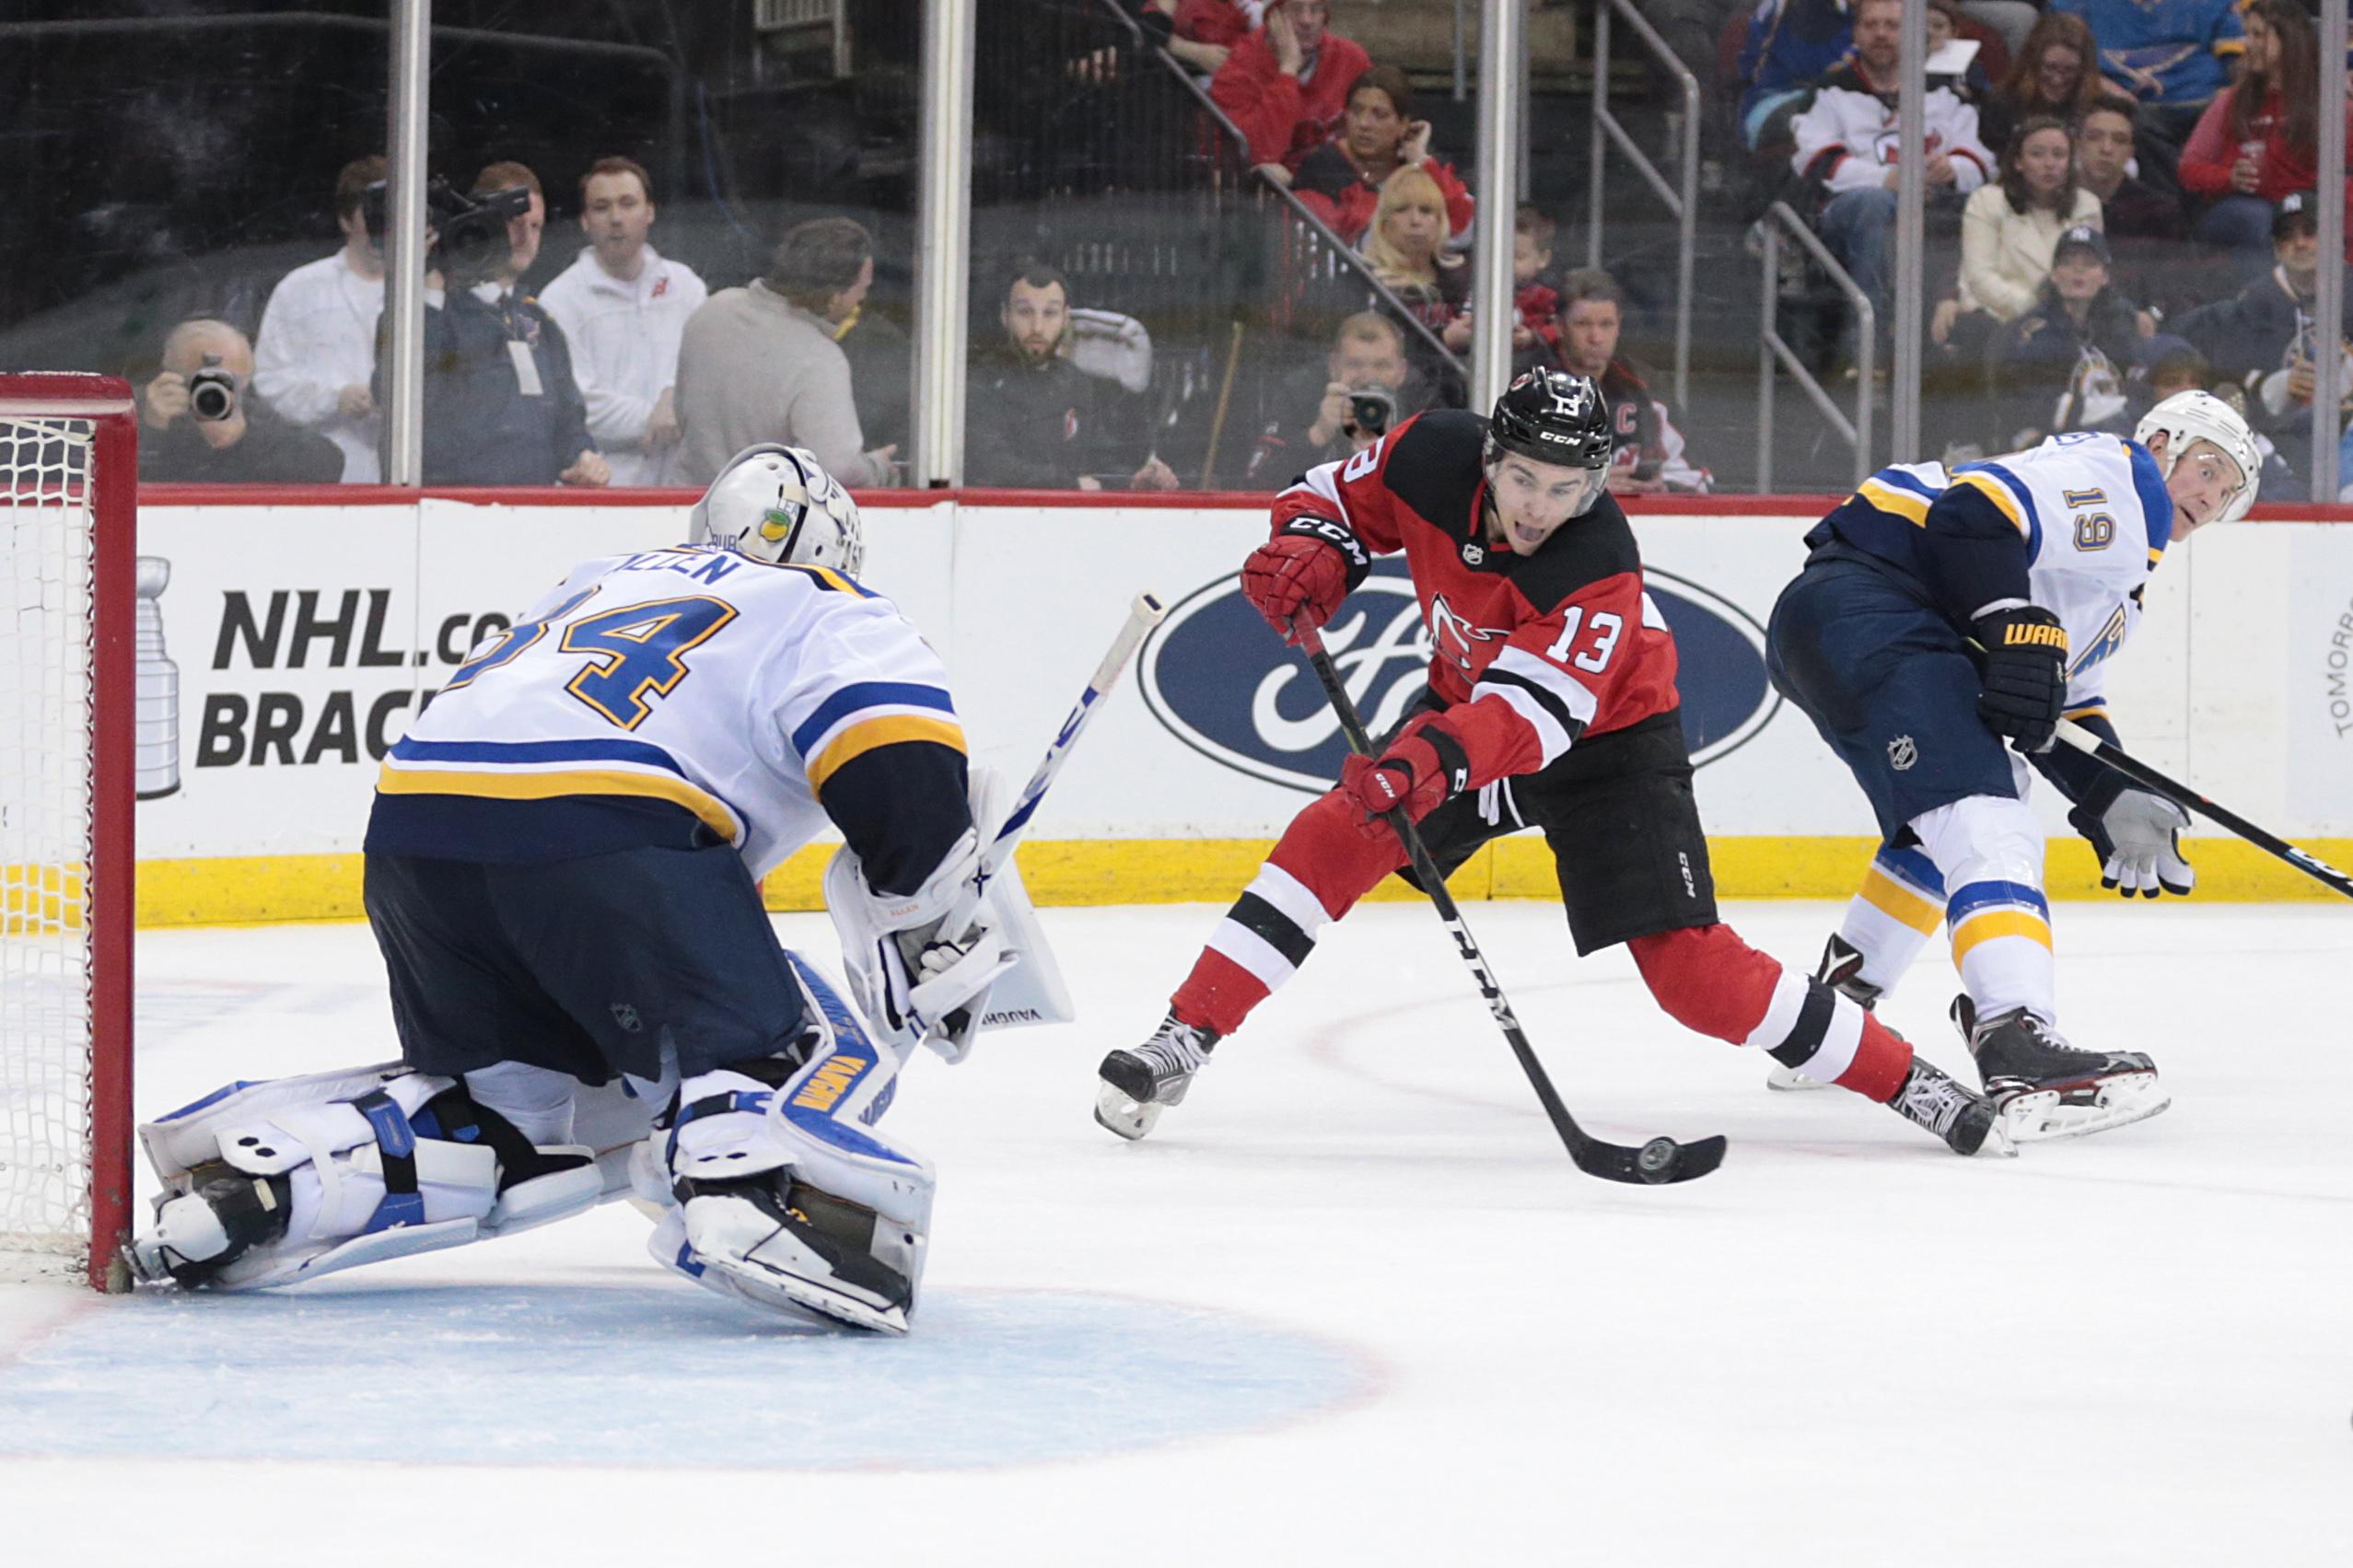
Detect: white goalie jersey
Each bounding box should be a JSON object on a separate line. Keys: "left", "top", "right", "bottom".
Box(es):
{"left": 376, "top": 544, "right": 966, "bottom": 879}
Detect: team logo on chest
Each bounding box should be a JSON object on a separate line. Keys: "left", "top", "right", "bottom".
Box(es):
{"left": 1428, "top": 592, "right": 1506, "bottom": 674}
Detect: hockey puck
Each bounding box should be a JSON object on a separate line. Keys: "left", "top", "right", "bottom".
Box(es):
{"left": 1635, "top": 1137, "right": 1678, "bottom": 1182}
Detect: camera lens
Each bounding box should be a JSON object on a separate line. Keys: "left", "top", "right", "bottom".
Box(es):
{"left": 186, "top": 369, "right": 237, "bottom": 423}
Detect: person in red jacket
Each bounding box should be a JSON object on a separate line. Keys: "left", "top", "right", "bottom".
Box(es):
{"left": 2177, "top": 0, "right": 2353, "bottom": 268}
{"left": 1210, "top": 0, "right": 1374, "bottom": 177}
{"left": 1292, "top": 64, "right": 1474, "bottom": 244}
{"left": 1091, "top": 370, "right": 2010, "bottom": 1158}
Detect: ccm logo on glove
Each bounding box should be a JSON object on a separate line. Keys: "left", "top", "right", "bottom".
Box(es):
{"left": 1241, "top": 517, "right": 1371, "bottom": 645}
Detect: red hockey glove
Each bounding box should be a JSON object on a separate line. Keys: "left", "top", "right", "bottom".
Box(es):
{"left": 1241, "top": 517, "right": 1369, "bottom": 645}
{"left": 1341, "top": 713, "right": 1474, "bottom": 839}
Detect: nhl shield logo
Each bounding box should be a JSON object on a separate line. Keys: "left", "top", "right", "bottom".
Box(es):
{"left": 1887, "top": 735, "right": 1918, "bottom": 772}
{"left": 1461, "top": 541, "right": 1485, "bottom": 566}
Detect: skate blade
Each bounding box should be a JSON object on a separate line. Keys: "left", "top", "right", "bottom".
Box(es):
{"left": 1997, "top": 1072, "right": 2171, "bottom": 1143}
{"left": 1765, "top": 1063, "right": 1830, "bottom": 1092}
{"left": 1094, "top": 1079, "right": 1161, "bottom": 1142}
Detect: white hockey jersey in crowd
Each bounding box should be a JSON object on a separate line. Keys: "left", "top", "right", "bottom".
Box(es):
{"left": 1854, "top": 432, "right": 2173, "bottom": 718}
{"left": 1788, "top": 64, "right": 1993, "bottom": 196}
{"left": 378, "top": 545, "right": 963, "bottom": 877}
{"left": 252, "top": 250, "right": 386, "bottom": 482}
{"left": 536, "top": 246, "right": 709, "bottom": 486}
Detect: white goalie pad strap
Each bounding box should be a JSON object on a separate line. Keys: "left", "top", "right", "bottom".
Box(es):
{"left": 139, "top": 1061, "right": 414, "bottom": 1183}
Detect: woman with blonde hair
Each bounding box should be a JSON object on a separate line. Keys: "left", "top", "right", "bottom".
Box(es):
{"left": 1362, "top": 164, "right": 1468, "bottom": 339}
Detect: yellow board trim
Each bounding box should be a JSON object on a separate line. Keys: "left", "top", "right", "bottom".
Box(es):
{"left": 1950, "top": 470, "right": 2029, "bottom": 536}
{"left": 1859, "top": 865, "right": 1945, "bottom": 935}
{"left": 1950, "top": 907, "right": 2055, "bottom": 964}
{"left": 804, "top": 714, "right": 968, "bottom": 792}
{"left": 373, "top": 764, "right": 741, "bottom": 840}
{"left": 119, "top": 835, "right": 2353, "bottom": 927}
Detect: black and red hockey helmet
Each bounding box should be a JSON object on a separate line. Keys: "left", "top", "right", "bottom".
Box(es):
{"left": 1484, "top": 368, "right": 1613, "bottom": 470}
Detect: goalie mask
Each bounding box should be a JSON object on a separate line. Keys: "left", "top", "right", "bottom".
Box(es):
{"left": 689, "top": 444, "right": 866, "bottom": 576}
{"left": 2133, "top": 389, "right": 2260, "bottom": 529}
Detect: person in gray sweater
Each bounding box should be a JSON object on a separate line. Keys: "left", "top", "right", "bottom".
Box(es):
{"left": 676, "top": 217, "right": 898, "bottom": 487}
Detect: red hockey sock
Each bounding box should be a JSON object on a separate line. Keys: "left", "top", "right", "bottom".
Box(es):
{"left": 1171, "top": 789, "right": 1408, "bottom": 1038}
{"left": 1625, "top": 924, "right": 1913, "bottom": 1102}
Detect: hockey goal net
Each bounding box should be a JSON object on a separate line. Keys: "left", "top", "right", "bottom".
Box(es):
{"left": 0, "top": 374, "right": 135, "bottom": 1291}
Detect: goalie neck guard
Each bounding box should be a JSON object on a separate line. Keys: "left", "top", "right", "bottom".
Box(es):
{"left": 689, "top": 444, "right": 866, "bottom": 576}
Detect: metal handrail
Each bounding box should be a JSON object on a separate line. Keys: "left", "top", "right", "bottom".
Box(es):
{"left": 1106, "top": 0, "right": 1464, "bottom": 371}
{"left": 1756, "top": 202, "right": 1872, "bottom": 492}
{"left": 1587, "top": 0, "right": 1697, "bottom": 407}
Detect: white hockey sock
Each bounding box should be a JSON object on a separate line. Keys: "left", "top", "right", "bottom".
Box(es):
{"left": 1911, "top": 794, "right": 2056, "bottom": 1025}
{"left": 1835, "top": 842, "right": 1946, "bottom": 995}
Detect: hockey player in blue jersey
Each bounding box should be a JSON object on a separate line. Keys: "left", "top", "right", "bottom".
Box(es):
{"left": 131, "top": 446, "right": 1029, "bottom": 1332}
{"left": 1765, "top": 391, "right": 2261, "bottom": 1141}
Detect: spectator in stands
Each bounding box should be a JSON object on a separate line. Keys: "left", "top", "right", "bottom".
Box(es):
{"left": 1435, "top": 205, "right": 1566, "bottom": 377}
{"left": 1792, "top": 0, "right": 1993, "bottom": 354}
{"left": 1995, "top": 225, "right": 2160, "bottom": 446}
{"left": 835, "top": 295, "right": 912, "bottom": 459}
{"left": 537, "top": 157, "right": 708, "bottom": 487}
{"left": 675, "top": 217, "right": 896, "bottom": 489}
{"left": 1923, "top": 2, "right": 1998, "bottom": 120}
{"left": 468, "top": 161, "right": 547, "bottom": 306}
{"left": 1740, "top": 0, "right": 1859, "bottom": 152}
{"left": 1164, "top": 0, "right": 1256, "bottom": 75}
{"left": 1938, "top": 117, "right": 2103, "bottom": 354}
{"left": 1243, "top": 310, "right": 1439, "bottom": 482}
{"left": 402, "top": 271, "right": 605, "bottom": 489}
{"left": 1552, "top": 269, "right": 1712, "bottom": 495}
{"left": 1292, "top": 66, "right": 1472, "bottom": 246}
{"left": 1210, "top": 0, "right": 1371, "bottom": 181}
{"left": 2181, "top": 191, "right": 2351, "bottom": 487}
{"left": 140, "top": 319, "right": 344, "bottom": 484}
{"left": 2178, "top": 0, "right": 2351, "bottom": 269}
{"left": 1978, "top": 9, "right": 2103, "bottom": 156}
{"left": 2075, "top": 92, "right": 2199, "bottom": 314}
{"left": 2054, "top": 0, "right": 2243, "bottom": 149}
{"left": 252, "top": 155, "right": 386, "bottom": 482}
{"left": 1366, "top": 167, "right": 1467, "bottom": 326}
{"left": 965, "top": 261, "right": 1179, "bottom": 491}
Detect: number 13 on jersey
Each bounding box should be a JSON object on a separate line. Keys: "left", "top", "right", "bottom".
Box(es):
{"left": 1545, "top": 605, "right": 1623, "bottom": 673}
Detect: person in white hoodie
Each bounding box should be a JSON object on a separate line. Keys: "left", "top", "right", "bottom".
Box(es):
{"left": 251, "top": 156, "right": 388, "bottom": 482}
{"left": 536, "top": 157, "right": 709, "bottom": 487}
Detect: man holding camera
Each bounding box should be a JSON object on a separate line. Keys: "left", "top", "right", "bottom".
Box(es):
{"left": 1245, "top": 311, "right": 1439, "bottom": 483}
{"left": 395, "top": 163, "right": 608, "bottom": 488}
{"left": 140, "top": 319, "right": 345, "bottom": 485}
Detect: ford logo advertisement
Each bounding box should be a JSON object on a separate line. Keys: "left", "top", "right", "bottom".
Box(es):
{"left": 1138, "top": 560, "right": 1780, "bottom": 795}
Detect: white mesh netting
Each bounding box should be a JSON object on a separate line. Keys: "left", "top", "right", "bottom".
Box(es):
{"left": 0, "top": 412, "right": 99, "bottom": 1277}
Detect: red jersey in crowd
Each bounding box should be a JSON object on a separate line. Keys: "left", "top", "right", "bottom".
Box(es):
{"left": 1210, "top": 24, "right": 1373, "bottom": 169}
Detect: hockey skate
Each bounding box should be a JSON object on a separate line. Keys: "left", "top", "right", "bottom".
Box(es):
{"left": 1094, "top": 1014, "right": 1217, "bottom": 1141}
{"left": 1886, "top": 1057, "right": 2013, "bottom": 1156}
{"left": 1765, "top": 935, "right": 1881, "bottom": 1092}
{"left": 1952, "top": 995, "right": 2169, "bottom": 1142}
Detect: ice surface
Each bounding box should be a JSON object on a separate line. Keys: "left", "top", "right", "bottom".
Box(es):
{"left": 1, "top": 900, "right": 2347, "bottom": 1565}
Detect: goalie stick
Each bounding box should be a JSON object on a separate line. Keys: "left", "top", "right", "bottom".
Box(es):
{"left": 1294, "top": 625, "right": 1727, "bottom": 1187}
{"left": 2056, "top": 718, "right": 2353, "bottom": 900}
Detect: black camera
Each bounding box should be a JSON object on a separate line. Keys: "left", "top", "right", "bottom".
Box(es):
{"left": 187, "top": 354, "right": 238, "bottom": 423}
{"left": 1345, "top": 387, "right": 1395, "bottom": 437}
{"left": 359, "top": 176, "right": 532, "bottom": 285}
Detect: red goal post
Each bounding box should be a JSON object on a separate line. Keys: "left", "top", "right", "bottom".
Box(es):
{"left": 0, "top": 373, "right": 136, "bottom": 1291}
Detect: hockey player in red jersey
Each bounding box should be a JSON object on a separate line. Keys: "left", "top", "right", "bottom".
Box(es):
{"left": 1096, "top": 369, "right": 2011, "bottom": 1156}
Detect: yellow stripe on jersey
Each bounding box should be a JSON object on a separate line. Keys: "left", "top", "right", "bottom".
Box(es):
{"left": 2147, "top": 547, "right": 2163, "bottom": 566}
{"left": 804, "top": 714, "right": 967, "bottom": 792}
{"left": 1858, "top": 476, "right": 1932, "bottom": 526}
{"left": 1861, "top": 865, "right": 1945, "bottom": 935}
{"left": 2063, "top": 703, "right": 2108, "bottom": 722}
{"left": 1950, "top": 471, "right": 2031, "bottom": 538}
{"left": 1949, "top": 907, "right": 2053, "bottom": 964}
{"left": 373, "top": 764, "right": 742, "bottom": 840}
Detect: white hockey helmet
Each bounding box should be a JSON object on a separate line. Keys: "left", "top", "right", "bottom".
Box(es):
{"left": 688, "top": 444, "right": 865, "bottom": 576}
{"left": 2133, "top": 389, "right": 2260, "bottom": 528}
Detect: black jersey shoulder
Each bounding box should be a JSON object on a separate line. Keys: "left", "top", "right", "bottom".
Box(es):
{"left": 1508, "top": 492, "right": 1643, "bottom": 612}
{"left": 1382, "top": 410, "right": 1490, "bottom": 541}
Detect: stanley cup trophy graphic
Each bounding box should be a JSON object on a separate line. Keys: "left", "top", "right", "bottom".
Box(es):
{"left": 134, "top": 555, "right": 179, "bottom": 800}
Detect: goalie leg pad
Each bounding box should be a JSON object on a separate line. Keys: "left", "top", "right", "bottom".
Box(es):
{"left": 133, "top": 1066, "right": 601, "bottom": 1290}
{"left": 644, "top": 969, "right": 936, "bottom": 1333}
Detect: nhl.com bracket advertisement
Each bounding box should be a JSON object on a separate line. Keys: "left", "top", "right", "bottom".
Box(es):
{"left": 126, "top": 494, "right": 2347, "bottom": 915}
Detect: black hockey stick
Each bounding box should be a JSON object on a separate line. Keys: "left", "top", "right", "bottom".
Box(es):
{"left": 1294, "top": 626, "right": 1726, "bottom": 1186}
{"left": 2056, "top": 718, "right": 2353, "bottom": 900}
